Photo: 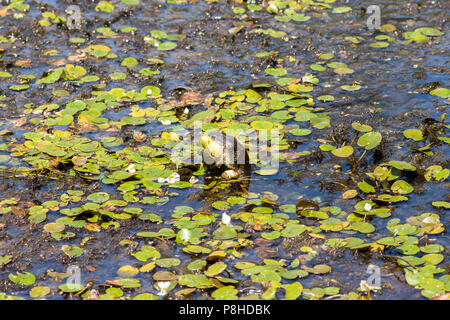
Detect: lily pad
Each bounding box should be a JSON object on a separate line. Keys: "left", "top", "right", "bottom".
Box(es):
{"left": 357, "top": 131, "right": 382, "bottom": 150}
{"left": 9, "top": 272, "right": 36, "bottom": 286}
{"left": 403, "top": 129, "right": 423, "bottom": 141}
{"left": 331, "top": 146, "right": 354, "bottom": 158}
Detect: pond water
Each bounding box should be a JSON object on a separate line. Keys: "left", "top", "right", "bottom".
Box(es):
{"left": 0, "top": 0, "right": 448, "bottom": 300}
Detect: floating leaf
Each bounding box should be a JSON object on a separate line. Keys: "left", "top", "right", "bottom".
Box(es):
{"left": 87, "top": 44, "right": 111, "bottom": 58}
{"left": 265, "top": 68, "right": 287, "bottom": 77}
{"left": 0, "top": 255, "right": 12, "bottom": 267}
{"left": 303, "top": 264, "right": 332, "bottom": 274}
{"left": 357, "top": 131, "right": 382, "bottom": 150}
{"left": 155, "top": 258, "right": 181, "bottom": 268}
{"left": 44, "top": 222, "right": 65, "bottom": 233}
{"left": 350, "top": 221, "right": 375, "bottom": 233}
{"left": 29, "top": 286, "right": 51, "bottom": 298}
{"left": 121, "top": 57, "right": 138, "bottom": 68}
{"left": 391, "top": 180, "right": 414, "bottom": 195}
{"left": 178, "top": 274, "right": 214, "bottom": 289}
{"left": 157, "top": 42, "right": 177, "bottom": 51}
{"left": 213, "top": 225, "right": 237, "bottom": 240}
{"left": 331, "top": 146, "right": 353, "bottom": 158}
{"left": 342, "top": 189, "right": 358, "bottom": 199}
{"left": 62, "top": 245, "right": 83, "bottom": 258}
{"left": 341, "top": 84, "right": 362, "bottom": 91}
{"left": 310, "top": 64, "right": 325, "bottom": 72}
{"left": 422, "top": 254, "right": 444, "bottom": 265}
{"left": 318, "top": 95, "right": 334, "bottom": 102}
{"left": 255, "top": 168, "right": 278, "bottom": 176}
{"left": 117, "top": 265, "right": 139, "bottom": 277}
{"left": 9, "top": 272, "right": 36, "bottom": 286}
{"left": 352, "top": 122, "right": 372, "bottom": 133}
{"left": 386, "top": 161, "right": 416, "bottom": 171}
{"left": 281, "top": 223, "right": 307, "bottom": 237}
{"left": 403, "top": 129, "right": 423, "bottom": 141}
{"left": 211, "top": 286, "right": 238, "bottom": 300}
{"left": 430, "top": 88, "right": 450, "bottom": 99}
{"left": 87, "top": 192, "right": 110, "bottom": 203}
{"left": 285, "top": 282, "right": 303, "bottom": 300}
{"left": 205, "top": 262, "right": 227, "bottom": 277}
{"left": 332, "top": 6, "right": 352, "bottom": 13}
{"left": 58, "top": 283, "right": 85, "bottom": 293}
{"left": 432, "top": 201, "right": 450, "bottom": 209}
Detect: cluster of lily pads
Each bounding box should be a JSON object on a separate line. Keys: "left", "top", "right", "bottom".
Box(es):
{"left": 0, "top": 0, "right": 448, "bottom": 300}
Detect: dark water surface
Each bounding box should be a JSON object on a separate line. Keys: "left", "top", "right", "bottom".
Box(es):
{"left": 0, "top": 0, "right": 448, "bottom": 300}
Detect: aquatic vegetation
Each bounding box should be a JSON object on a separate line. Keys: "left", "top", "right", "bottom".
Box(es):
{"left": 0, "top": 0, "right": 447, "bottom": 301}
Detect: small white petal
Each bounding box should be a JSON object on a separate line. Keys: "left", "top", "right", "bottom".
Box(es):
{"left": 222, "top": 212, "right": 232, "bottom": 226}
{"left": 166, "top": 172, "right": 180, "bottom": 184}
{"left": 156, "top": 281, "right": 171, "bottom": 296}
{"left": 157, "top": 177, "right": 166, "bottom": 183}
{"left": 171, "top": 172, "right": 180, "bottom": 181}
{"left": 158, "top": 281, "right": 171, "bottom": 290}
{"left": 125, "top": 164, "right": 136, "bottom": 173}
{"left": 180, "top": 228, "right": 191, "bottom": 242}
{"left": 183, "top": 108, "right": 189, "bottom": 114}
{"left": 189, "top": 176, "right": 198, "bottom": 184}
{"left": 364, "top": 203, "right": 372, "bottom": 211}
{"left": 166, "top": 177, "right": 175, "bottom": 184}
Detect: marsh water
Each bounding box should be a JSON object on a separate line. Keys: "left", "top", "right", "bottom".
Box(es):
{"left": 0, "top": 0, "right": 448, "bottom": 300}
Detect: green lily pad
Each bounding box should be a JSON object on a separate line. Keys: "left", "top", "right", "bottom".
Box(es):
{"left": 155, "top": 258, "right": 181, "bottom": 268}
{"left": 44, "top": 222, "right": 65, "bottom": 233}
{"left": 357, "top": 131, "right": 382, "bottom": 150}
{"left": 205, "top": 262, "right": 227, "bottom": 277}
{"left": 420, "top": 244, "right": 444, "bottom": 254}
{"left": 403, "top": 129, "right": 423, "bottom": 141}
{"left": 117, "top": 265, "right": 139, "bottom": 277}
{"left": 261, "top": 231, "right": 281, "bottom": 240}
{"left": 341, "top": 84, "right": 362, "bottom": 91}
{"left": 422, "top": 254, "right": 444, "bottom": 265}
{"left": 310, "top": 64, "right": 325, "bottom": 72}
{"left": 265, "top": 68, "right": 287, "bottom": 77}
{"left": 432, "top": 201, "right": 450, "bottom": 209}
{"left": 133, "top": 293, "right": 159, "bottom": 300}
{"left": 211, "top": 286, "right": 238, "bottom": 300}
{"left": 157, "top": 42, "right": 177, "bottom": 51}
{"left": 386, "top": 161, "right": 416, "bottom": 171}
{"left": 62, "top": 245, "right": 83, "bottom": 258}
{"left": 331, "top": 146, "right": 354, "bottom": 158}
{"left": 29, "top": 286, "right": 51, "bottom": 298}
{"left": 350, "top": 221, "right": 375, "bottom": 233}
{"left": 58, "top": 283, "right": 85, "bottom": 293}
{"left": 87, "top": 192, "right": 110, "bottom": 203}
{"left": 114, "top": 278, "right": 141, "bottom": 288}
{"left": 9, "top": 272, "right": 36, "bottom": 286}
{"left": 213, "top": 225, "right": 237, "bottom": 240}
{"left": 0, "top": 255, "right": 12, "bottom": 267}
{"left": 251, "top": 120, "right": 274, "bottom": 130}
{"left": 318, "top": 95, "right": 335, "bottom": 102}
{"left": 121, "top": 57, "right": 138, "bottom": 68}
{"left": 178, "top": 274, "right": 214, "bottom": 289}
{"left": 429, "top": 88, "right": 450, "bottom": 98}
{"left": 332, "top": 6, "right": 352, "bottom": 13}
{"left": 285, "top": 282, "right": 303, "bottom": 300}
{"left": 281, "top": 223, "right": 307, "bottom": 237}
{"left": 391, "top": 180, "right": 414, "bottom": 194}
